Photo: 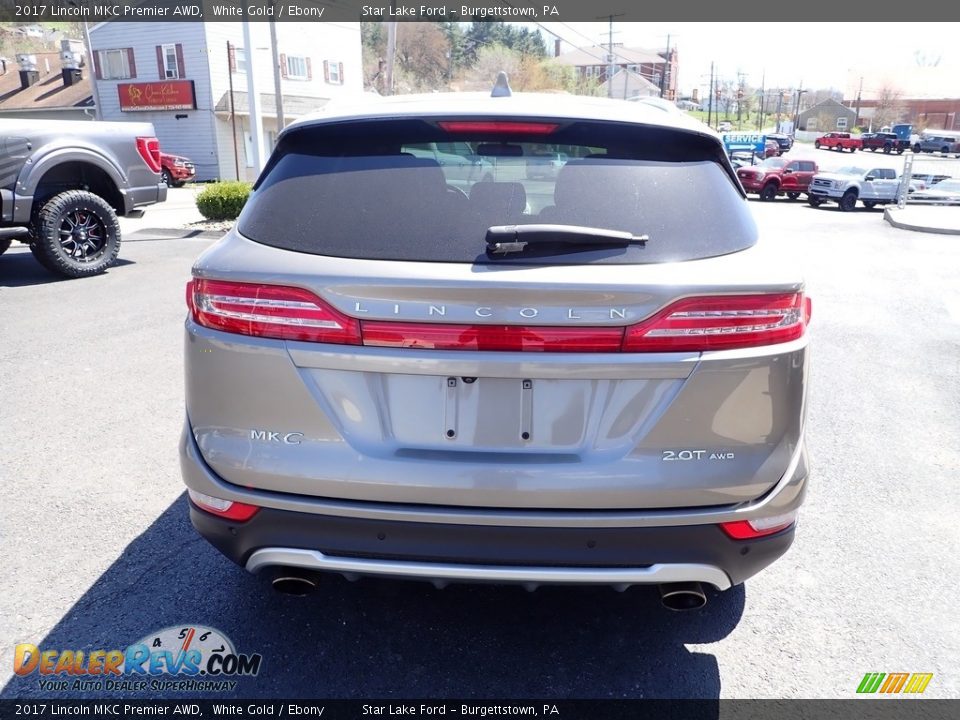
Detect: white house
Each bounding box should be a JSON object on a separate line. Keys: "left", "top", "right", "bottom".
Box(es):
{"left": 88, "top": 21, "right": 363, "bottom": 181}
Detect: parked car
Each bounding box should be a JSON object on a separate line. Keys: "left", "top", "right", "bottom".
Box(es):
{"left": 717, "top": 120, "right": 733, "bottom": 132}
{"left": 766, "top": 133, "right": 794, "bottom": 154}
{"left": 814, "top": 132, "right": 862, "bottom": 152}
{"left": 0, "top": 118, "right": 166, "bottom": 277}
{"left": 763, "top": 138, "right": 781, "bottom": 158}
{"left": 525, "top": 151, "right": 568, "bottom": 180}
{"left": 808, "top": 165, "right": 904, "bottom": 210}
{"left": 912, "top": 133, "right": 960, "bottom": 158}
{"left": 406, "top": 141, "right": 494, "bottom": 187}
{"left": 180, "top": 92, "right": 812, "bottom": 609}
{"left": 908, "top": 178, "right": 960, "bottom": 204}
{"left": 160, "top": 152, "right": 196, "bottom": 187}
{"left": 909, "top": 173, "right": 952, "bottom": 189}
{"left": 729, "top": 151, "right": 761, "bottom": 169}
{"left": 737, "top": 157, "right": 818, "bottom": 201}
{"left": 859, "top": 132, "right": 909, "bottom": 154}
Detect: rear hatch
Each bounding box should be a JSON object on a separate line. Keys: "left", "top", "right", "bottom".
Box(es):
{"left": 185, "top": 113, "right": 809, "bottom": 510}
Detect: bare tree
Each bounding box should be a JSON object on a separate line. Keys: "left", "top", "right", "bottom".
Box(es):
{"left": 873, "top": 84, "right": 905, "bottom": 129}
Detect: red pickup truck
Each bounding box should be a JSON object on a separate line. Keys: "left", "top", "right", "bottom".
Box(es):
{"left": 815, "top": 132, "right": 861, "bottom": 152}
{"left": 736, "top": 157, "right": 819, "bottom": 201}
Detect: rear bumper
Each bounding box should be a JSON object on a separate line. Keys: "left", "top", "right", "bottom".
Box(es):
{"left": 122, "top": 182, "right": 167, "bottom": 214}
{"left": 181, "top": 421, "right": 807, "bottom": 589}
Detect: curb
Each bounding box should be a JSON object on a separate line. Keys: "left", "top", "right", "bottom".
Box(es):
{"left": 883, "top": 208, "right": 960, "bottom": 236}
{"left": 125, "top": 227, "right": 228, "bottom": 242}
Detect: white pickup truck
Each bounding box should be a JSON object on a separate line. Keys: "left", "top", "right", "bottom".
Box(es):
{"left": 807, "top": 166, "right": 912, "bottom": 211}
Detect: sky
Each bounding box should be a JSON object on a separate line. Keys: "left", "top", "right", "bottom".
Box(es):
{"left": 534, "top": 22, "right": 960, "bottom": 98}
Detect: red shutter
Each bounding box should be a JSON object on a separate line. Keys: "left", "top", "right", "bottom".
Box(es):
{"left": 323, "top": 60, "right": 329, "bottom": 83}
{"left": 305, "top": 57, "right": 312, "bottom": 80}
{"left": 279, "top": 53, "right": 287, "bottom": 79}
{"left": 156, "top": 45, "right": 164, "bottom": 78}
{"left": 175, "top": 44, "right": 185, "bottom": 78}
{"left": 338, "top": 62, "right": 344, "bottom": 84}
{"left": 92, "top": 50, "right": 102, "bottom": 79}
{"left": 228, "top": 44, "right": 236, "bottom": 73}
{"left": 126, "top": 48, "right": 136, "bottom": 79}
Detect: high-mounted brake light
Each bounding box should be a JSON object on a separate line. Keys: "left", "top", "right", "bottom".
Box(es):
{"left": 361, "top": 322, "right": 623, "bottom": 352}
{"left": 622, "top": 293, "right": 810, "bottom": 352}
{"left": 188, "top": 489, "right": 260, "bottom": 522}
{"left": 136, "top": 136, "right": 162, "bottom": 174}
{"left": 186, "top": 279, "right": 361, "bottom": 344}
{"left": 719, "top": 510, "right": 798, "bottom": 540}
{"left": 437, "top": 121, "right": 559, "bottom": 135}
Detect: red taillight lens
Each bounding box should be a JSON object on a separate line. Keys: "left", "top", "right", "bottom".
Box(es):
{"left": 188, "top": 489, "right": 259, "bottom": 522}
{"left": 361, "top": 322, "right": 624, "bottom": 352}
{"left": 719, "top": 511, "right": 798, "bottom": 540}
{"left": 186, "top": 279, "right": 362, "bottom": 344}
{"left": 622, "top": 293, "right": 810, "bottom": 352}
{"left": 437, "top": 121, "right": 559, "bottom": 135}
{"left": 136, "top": 136, "right": 162, "bottom": 174}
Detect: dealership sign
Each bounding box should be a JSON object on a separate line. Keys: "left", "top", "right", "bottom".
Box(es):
{"left": 722, "top": 132, "right": 766, "bottom": 153}
{"left": 118, "top": 81, "right": 196, "bottom": 112}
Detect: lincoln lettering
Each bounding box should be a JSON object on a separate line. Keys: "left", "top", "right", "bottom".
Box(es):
{"left": 351, "top": 301, "right": 628, "bottom": 321}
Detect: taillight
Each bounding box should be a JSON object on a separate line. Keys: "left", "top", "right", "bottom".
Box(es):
{"left": 622, "top": 293, "right": 810, "bottom": 352}
{"left": 437, "top": 121, "right": 559, "bottom": 134}
{"left": 188, "top": 489, "right": 259, "bottom": 522}
{"left": 136, "top": 137, "right": 162, "bottom": 174}
{"left": 719, "top": 510, "right": 798, "bottom": 540}
{"left": 186, "top": 279, "right": 361, "bottom": 344}
{"left": 362, "top": 322, "right": 623, "bottom": 352}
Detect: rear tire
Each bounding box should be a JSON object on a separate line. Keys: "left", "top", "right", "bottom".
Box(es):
{"left": 808, "top": 197, "right": 823, "bottom": 207}
{"left": 0, "top": 237, "right": 11, "bottom": 256}
{"left": 787, "top": 192, "right": 800, "bottom": 201}
{"left": 839, "top": 190, "right": 859, "bottom": 212}
{"left": 759, "top": 183, "right": 778, "bottom": 201}
{"left": 883, "top": 145, "right": 892, "bottom": 154}
{"left": 29, "top": 190, "right": 121, "bottom": 278}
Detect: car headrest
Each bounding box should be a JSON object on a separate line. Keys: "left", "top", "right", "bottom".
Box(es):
{"left": 469, "top": 181, "right": 527, "bottom": 216}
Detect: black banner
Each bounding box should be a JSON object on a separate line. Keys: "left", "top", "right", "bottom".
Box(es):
{"left": 0, "top": 701, "right": 959, "bottom": 720}
{"left": 0, "top": 0, "right": 957, "bottom": 22}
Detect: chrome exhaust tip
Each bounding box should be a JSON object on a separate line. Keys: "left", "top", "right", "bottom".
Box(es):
{"left": 659, "top": 582, "right": 707, "bottom": 611}
{"left": 269, "top": 569, "right": 320, "bottom": 596}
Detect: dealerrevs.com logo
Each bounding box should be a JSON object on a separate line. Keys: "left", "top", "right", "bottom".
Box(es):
{"left": 13, "top": 625, "right": 262, "bottom": 692}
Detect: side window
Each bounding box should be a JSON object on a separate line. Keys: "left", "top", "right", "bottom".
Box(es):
{"left": 786, "top": 163, "right": 800, "bottom": 172}
{"left": 801, "top": 162, "right": 816, "bottom": 172}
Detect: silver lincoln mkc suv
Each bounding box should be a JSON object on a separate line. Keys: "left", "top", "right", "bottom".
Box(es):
{"left": 180, "top": 85, "right": 812, "bottom": 610}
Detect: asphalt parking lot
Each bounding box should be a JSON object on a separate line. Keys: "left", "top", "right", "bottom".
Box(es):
{"left": 1, "top": 199, "right": 959, "bottom": 699}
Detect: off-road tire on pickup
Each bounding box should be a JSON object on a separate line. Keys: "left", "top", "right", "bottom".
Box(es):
{"left": 29, "top": 190, "right": 121, "bottom": 278}
{"left": 808, "top": 197, "right": 823, "bottom": 207}
{"left": 787, "top": 192, "right": 801, "bottom": 201}
{"left": 0, "top": 237, "right": 11, "bottom": 256}
{"left": 838, "top": 190, "right": 859, "bottom": 212}
{"left": 759, "top": 182, "right": 778, "bottom": 201}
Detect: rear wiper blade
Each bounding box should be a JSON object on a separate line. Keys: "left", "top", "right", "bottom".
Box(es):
{"left": 486, "top": 224, "right": 649, "bottom": 255}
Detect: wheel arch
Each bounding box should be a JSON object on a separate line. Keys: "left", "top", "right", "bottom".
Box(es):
{"left": 16, "top": 150, "right": 126, "bottom": 221}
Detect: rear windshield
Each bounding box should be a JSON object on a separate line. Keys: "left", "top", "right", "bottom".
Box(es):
{"left": 238, "top": 118, "right": 757, "bottom": 265}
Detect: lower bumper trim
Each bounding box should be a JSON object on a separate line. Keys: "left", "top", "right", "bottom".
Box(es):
{"left": 245, "top": 547, "right": 733, "bottom": 590}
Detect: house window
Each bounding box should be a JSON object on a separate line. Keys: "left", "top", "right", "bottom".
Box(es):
{"left": 836, "top": 117, "right": 848, "bottom": 130}
{"left": 96, "top": 48, "right": 134, "bottom": 80}
{"left": 162, "top": 44, "right": 179, "bottom": 79}
{"left": 324, "top": 59, "right": 343, "bottom": 85}
{"left": 285, "top": 55, "right": 309, "bottom": 80}
{"left": 234, "top": 47, "right": 247, "bottom": 74}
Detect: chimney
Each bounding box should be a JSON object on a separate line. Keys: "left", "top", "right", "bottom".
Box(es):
{"left": 61, "top": 41, "right": 84, "bottom": 86}
{"left": 554, "top": 39, "right": 561, "bottom": 58}
{"left": 16, "top": 54, "right": 39, "bottom": 89}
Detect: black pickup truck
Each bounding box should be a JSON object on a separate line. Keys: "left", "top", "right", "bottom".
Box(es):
{"left": 859, "top": 132, "right": 909, "bottom": 155}
{"left": 1, "top": 119, "right": 167, "bottom": 277}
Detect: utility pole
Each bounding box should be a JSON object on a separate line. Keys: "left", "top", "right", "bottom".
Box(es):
{"left": 597, "top": 14, "right": 624, "bottom": 98}
{"left": 659, "top": 34, "right": 671, "bottom": 98}
{"left": 757, "top": 69, "right": 765, "bottom": 131}
{"left": 227, "top": 42, "right": 240, "bottom": 180}
{"left": 269, "top": 1, "right": 285, "bottom": 131}
{"left": 793, "top": 82, "right": 807, "bottom": 134}
{"left": 854, "top": 76, "right": 863, "bottom": 129}
{"left": 776, "top": 89, "right": 784, "bottom": 131}
{"left": 242, "top": 20, "right": 266, "bottom": 174}
{"left": 707, "top": 62, "right": 714, "bottom": 128}
{"left": 385, "top": 21, "right": 397, "bottom": 95}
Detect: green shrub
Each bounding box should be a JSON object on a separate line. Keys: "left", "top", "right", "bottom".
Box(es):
{"left": 196, "top": 181, "right": 252, "bottom": 221}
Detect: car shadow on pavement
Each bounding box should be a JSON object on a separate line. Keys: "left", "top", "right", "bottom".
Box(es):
{"left": 0, "top": 250, "right": 135, "bottom": 288}
{"left": 2, "top": 494, "right": 744, "bottom": 703}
